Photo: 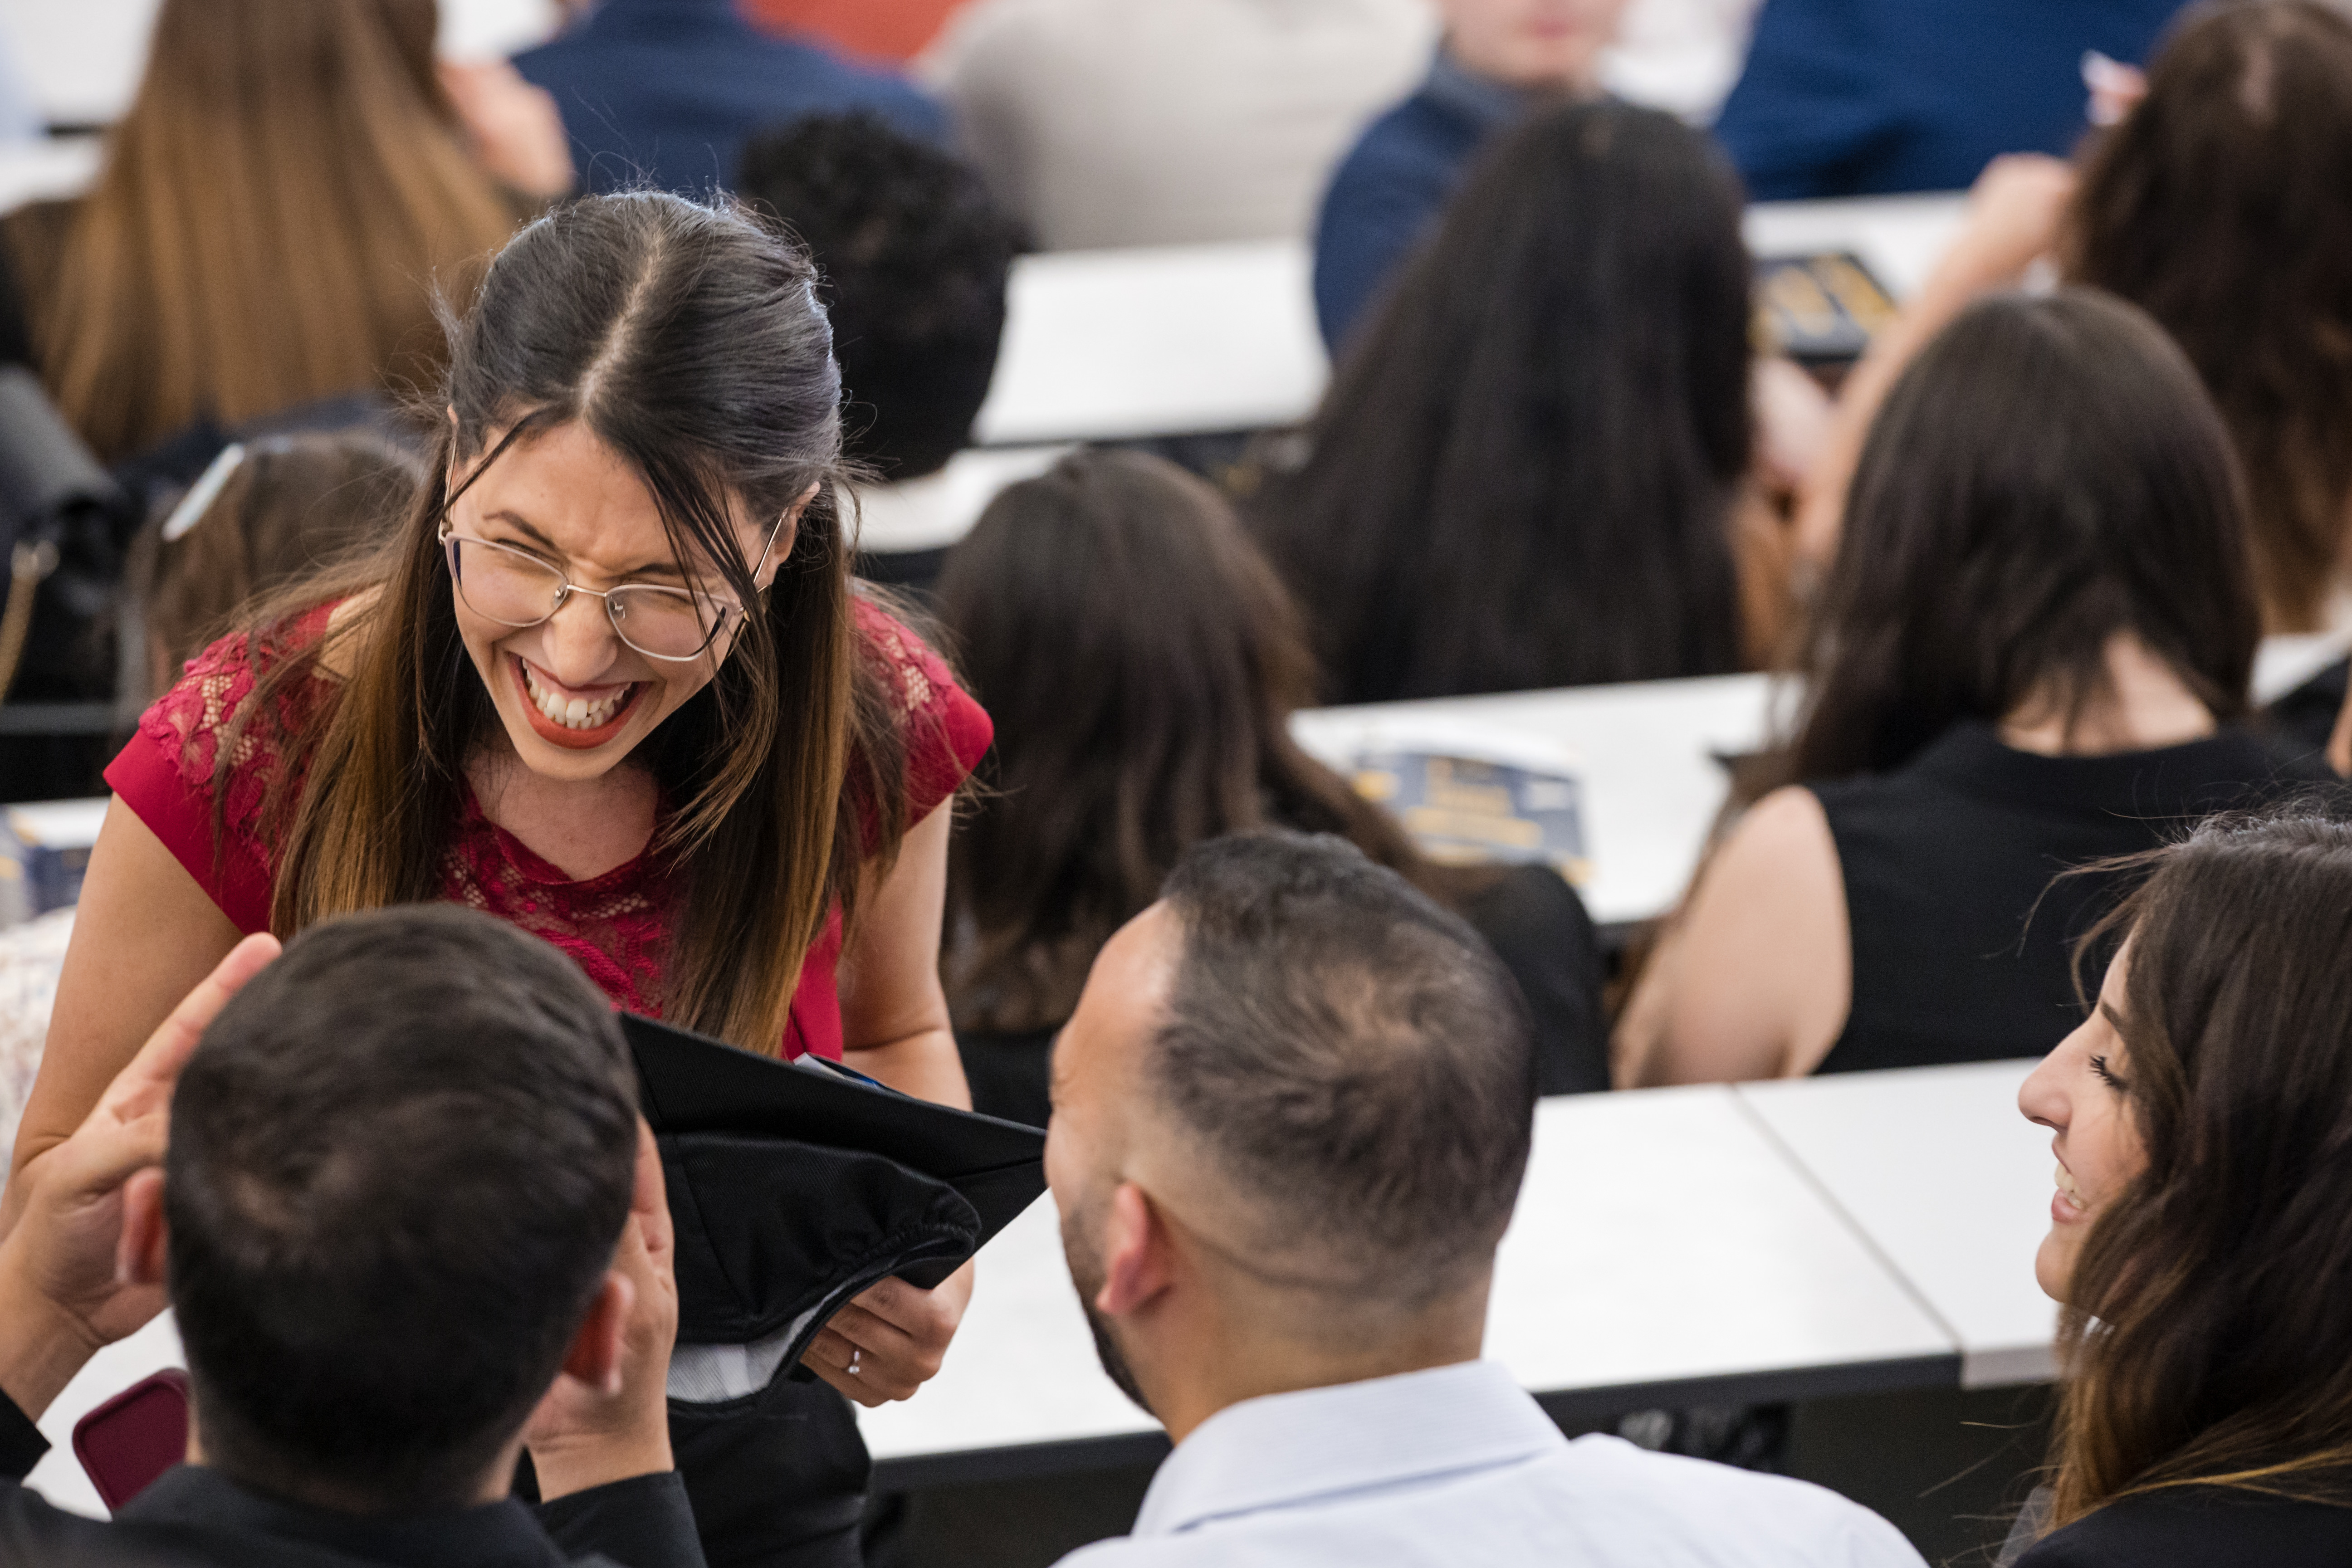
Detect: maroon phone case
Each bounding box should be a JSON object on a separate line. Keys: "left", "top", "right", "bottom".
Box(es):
{"left": 72, "top": 1368, "right": 190, "bottom": 1510}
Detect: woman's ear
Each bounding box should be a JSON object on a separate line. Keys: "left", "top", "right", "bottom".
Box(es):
{"left": 757, "top": 483, "right": 820, "bottom": 592}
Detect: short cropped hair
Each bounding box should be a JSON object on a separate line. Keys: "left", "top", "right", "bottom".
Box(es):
{"left": 738, "top": 112, "right": 1023, "bottom": 480}
{"left": 1152, "top": 833, "right": 1536, "bottom": 1306}
{"left": 166, "top": 906, "right": 639, "bottom": 1509}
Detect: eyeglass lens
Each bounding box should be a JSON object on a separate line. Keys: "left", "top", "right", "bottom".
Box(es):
{"left": 449, "top": 535, "right": 728, "bottom": 659}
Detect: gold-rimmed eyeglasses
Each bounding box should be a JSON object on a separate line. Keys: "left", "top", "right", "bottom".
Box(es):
{"left": 438, "top": 518, "right": 782, "bottom": 663}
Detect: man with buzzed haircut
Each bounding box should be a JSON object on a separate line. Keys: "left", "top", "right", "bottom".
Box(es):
{"left": 1043, "top": 832, "right": 1925, "bottom": 1566}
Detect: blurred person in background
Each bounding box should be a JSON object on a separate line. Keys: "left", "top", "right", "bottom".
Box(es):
{"left": 1713, "top": 0, "right": 2182, "bottom": 200}
{"left": 124, "top": 433, "right": 424, "bottom": 707}
{"left": 736, "top": 112, "right": 1023, "bottom": 589}
{"left": 929, "top": 0, "right": 1434, "bottom": 249}
{"left": 938, "top": 449, "right": 1609, "bottom": 1127}
{"left": 513, "top": 0, "right": 945, "bottom": 195}
{"left": 0, "top": 0, "right": 557, "bottom": 465}
{"left": 1619, "top": 291, "right": 2327, "bottom": 1086}
{"left": 1263, "top": 101, "right": 1801, "bottom": 705}
{"left": 1313, "top": 0, "right": 1633, "bottom": 351}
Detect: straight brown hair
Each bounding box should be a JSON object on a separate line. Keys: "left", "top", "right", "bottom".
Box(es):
{"left": 937, "top": 449, "right": 1471, "bottom": 1033}
{"left": 227, "top": 194, "right": 913, "bottom": 1055}
{"left": 39, "top": 0, "right": 518, "bottom": 459}
{"left": 2064, "top": 0, "right": 2352, "bottom": 632}
{"left": 2047, "top": 801, "right": 2352, "bottom": 1529}
{"left": 1750, "top": 290, "right": 2257, "bottom": 801}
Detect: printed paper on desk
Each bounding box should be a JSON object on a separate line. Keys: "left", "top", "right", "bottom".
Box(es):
{"left": 1344, "top": 718, "right": 1589, "bottom": 884}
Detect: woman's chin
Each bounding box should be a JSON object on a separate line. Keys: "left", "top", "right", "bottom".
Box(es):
{"left": 2033, "top": 1233, "right": 2074, "bottom": 1305}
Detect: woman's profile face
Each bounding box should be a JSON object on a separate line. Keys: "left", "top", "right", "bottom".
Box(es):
{"left": 2019, "top": 946, "right": 2148, "bottom": 1303}
{"left": 441, "top": 420, "right": 790, "bottom": 784}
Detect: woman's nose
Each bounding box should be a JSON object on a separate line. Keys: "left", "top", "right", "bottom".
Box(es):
{"left": 541, "top": 590, "right": 624, "bottom": 683}
{"left": 2019, "top": 1045, "right": 2072, "bottom": 1132}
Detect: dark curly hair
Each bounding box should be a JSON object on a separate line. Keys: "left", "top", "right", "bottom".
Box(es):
{"left": 738, "top": 111, "right": 1025, "bottom": 480}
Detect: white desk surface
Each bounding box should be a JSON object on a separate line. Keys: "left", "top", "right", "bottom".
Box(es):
{"left": 973, "top": 240, "right": 1328, "bottom": 449}
{"left": 1739, "top": 1060, "right": 2060, "bottom": 1387}
{"left": 23, "top": 1077, "right": 2016, "bottom": 1507}
{"left": 976, "top": 194, "right": 1968, "bottom": 447}
{"left": 861, "top": 1085, "right": 1956, "bottom": 1475}
{"left": 1292, "top": 673, "right": 1784, "bottom": 928}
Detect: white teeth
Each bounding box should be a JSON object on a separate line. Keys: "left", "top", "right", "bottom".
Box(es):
{"left": 521, "top": 664, "right": 630, "bottom": 732}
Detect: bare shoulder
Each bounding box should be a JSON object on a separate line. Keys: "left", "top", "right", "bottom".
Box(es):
{"left": 1621, "top": 786, "right": 1851, "bottom": 1085}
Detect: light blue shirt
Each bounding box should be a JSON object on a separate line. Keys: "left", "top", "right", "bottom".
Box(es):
{"left": 1056, "top": 1361, "right": 1927, "bottom": 1568}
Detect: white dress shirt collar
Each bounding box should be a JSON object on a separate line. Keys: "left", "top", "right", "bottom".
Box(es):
{"left": 1131, "top": 1359, "right": 1564, "bottom": 1539}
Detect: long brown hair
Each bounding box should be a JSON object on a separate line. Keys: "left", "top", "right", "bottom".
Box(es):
{"left": 39, "top": 0, "right": 518, "bottom": 460}
{"left": 937, "top": 449, "right": 1463, "bottom": 1033}
{"left": 1748, "top": 291, "right": 2257, "bottom": 802}
{"left": 2047, "top": 800, "right": 2352, "bottom": 1529}
{"left": 230, "top": 193, "right": 912, "bottom": 1056}
{"left": 1251, "top": 99, "right": 1754, "bottom": 705}
{"left": 2064, "top": 0, "right": 2352, "bottom": 633}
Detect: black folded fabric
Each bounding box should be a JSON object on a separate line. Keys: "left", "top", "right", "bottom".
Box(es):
{"left": 622, "top": 1014, "right": 1048, "bottom": 1367}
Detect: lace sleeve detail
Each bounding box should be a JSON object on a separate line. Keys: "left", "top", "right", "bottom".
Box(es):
{"left": 852, "top": 598, "right": 994, "bottom": 826}
{"left": 104, "top": 614, "right": 330, "bottom": 932}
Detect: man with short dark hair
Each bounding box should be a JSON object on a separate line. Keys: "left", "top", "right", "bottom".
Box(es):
{"left": 1043, "top": 833, "right": 1924, "bottom": 1566}
{"left": 0, "top": 907, "right": 695, "bottom": 1566}
{"left": 737, "top": 110, "right": 1025, "bottom": 590}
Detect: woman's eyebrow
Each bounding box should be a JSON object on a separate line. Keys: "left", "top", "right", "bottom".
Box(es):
{"left": 483, "top": 510, "right": 688, "bottom": 580}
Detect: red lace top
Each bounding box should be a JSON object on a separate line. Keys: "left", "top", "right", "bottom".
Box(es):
{"left": 103, "top": 599, "right": 993, "bottom": 1061}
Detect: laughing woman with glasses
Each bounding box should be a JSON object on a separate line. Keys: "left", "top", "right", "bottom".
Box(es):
{"left": 10, "top": 192, "right": 992, "bottom": 1568}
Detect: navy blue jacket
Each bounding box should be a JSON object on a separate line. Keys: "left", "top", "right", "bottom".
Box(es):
{"left": 513, "top": 0, "right": 947, "bottom": 196}
{"left": 1311, "top": 52, "right": 1527, "bottom": 352}
{"left": 1713, "top": 0, "right": 2188, "bottom": 200}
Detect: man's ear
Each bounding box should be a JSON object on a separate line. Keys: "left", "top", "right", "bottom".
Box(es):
{"left": 117, "top": 1169, "right": 168, "bottom": 1288}
{"left": 556, "top": 1273, "right": 632, "bottom": 1396}
{"left": 1095, "top": 1181, "right": 1176, "bottom": 1320}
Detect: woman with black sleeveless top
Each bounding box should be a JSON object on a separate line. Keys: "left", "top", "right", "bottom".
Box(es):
{"left": 1617, "top": 290, "right": 2331, "bottom": 1085}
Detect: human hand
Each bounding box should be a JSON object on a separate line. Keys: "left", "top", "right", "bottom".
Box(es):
{"left": 800, "top": 1259, "right": 974, "bottom": 1407}
{"left": 2083, "top": 50, "right": 2148, "bottom": 128}
{"left": 438, "top": 59, "right": 576, "bottom": 200}
{"left": 1943, "top": 154, "right": 2077, "bottom": 289}
{"left": 525, "top": 1121, "right": 679, "bottom": 1496}
{"left": 0, "top": 933, "right": 279, "bottom": 1419}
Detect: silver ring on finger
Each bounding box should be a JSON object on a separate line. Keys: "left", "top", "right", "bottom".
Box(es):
{"left": 848, "top": 1347, "right": 862, "bottom": 1377}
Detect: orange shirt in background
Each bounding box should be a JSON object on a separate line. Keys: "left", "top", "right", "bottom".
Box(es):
{"left": 740, "top": 0, "right": 971, "bottom": 62}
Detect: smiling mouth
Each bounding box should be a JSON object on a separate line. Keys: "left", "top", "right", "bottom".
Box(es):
{"left": 512, "top": 656, "right": 645, "bottom": 748}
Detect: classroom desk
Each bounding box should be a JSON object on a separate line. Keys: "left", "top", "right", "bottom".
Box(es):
{"left": 971, "top": 240, "right": 1329, "bottom": 449}
{"left": 1740, "top": 1060, "right": 2059, "bottom": 1388}
{"left": 972, "top": 193, "right": 1969, "bottom": 448}
{"left": 15, "top": 1076, "right": 2030, "bottom": 1512}
{"left": 856, "top": 1085, "right": 1957, "bottom": 1490}
{"left": 1291, "top": 673, "right": 1783, "bottom": 930}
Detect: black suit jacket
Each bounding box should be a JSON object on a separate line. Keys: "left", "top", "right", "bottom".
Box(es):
{"left": 0, "top": 1386, "right": 704, "bottom": 1568}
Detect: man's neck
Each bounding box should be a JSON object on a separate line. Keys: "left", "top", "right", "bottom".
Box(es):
{"left": 1144, "top": 1302, "right": 1488, "bottom": 1446}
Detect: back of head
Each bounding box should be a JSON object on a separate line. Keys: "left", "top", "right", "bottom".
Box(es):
{"left": 2066, "top": 0, "right": 2352, "bottom": 632}
{"left": 132, "top": 432, "right": 424, "bottom": 699}
{"left": 2051, "top": 800, "right": 2352, "bottom": 1522}
{"left": 1782, "top": 289, "right": 2259, "bottom": 787}
{"left": 1149, "top": 833, "right": 1535, "bottom": 1314}
{"left": 1257, "top": 98, "right": 1753, "bottom": 703}
{"left": 937, "top": 451, "right": 1424, "bottom": 1032}
{"left": 737, "top": 112, "right": 1022, "bottom": 481}
{"left": 166, "top": 905, "right": 638, "bottom": 1512}
{"left": 44, "top": 0, "right": 518, "bottom": 459}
